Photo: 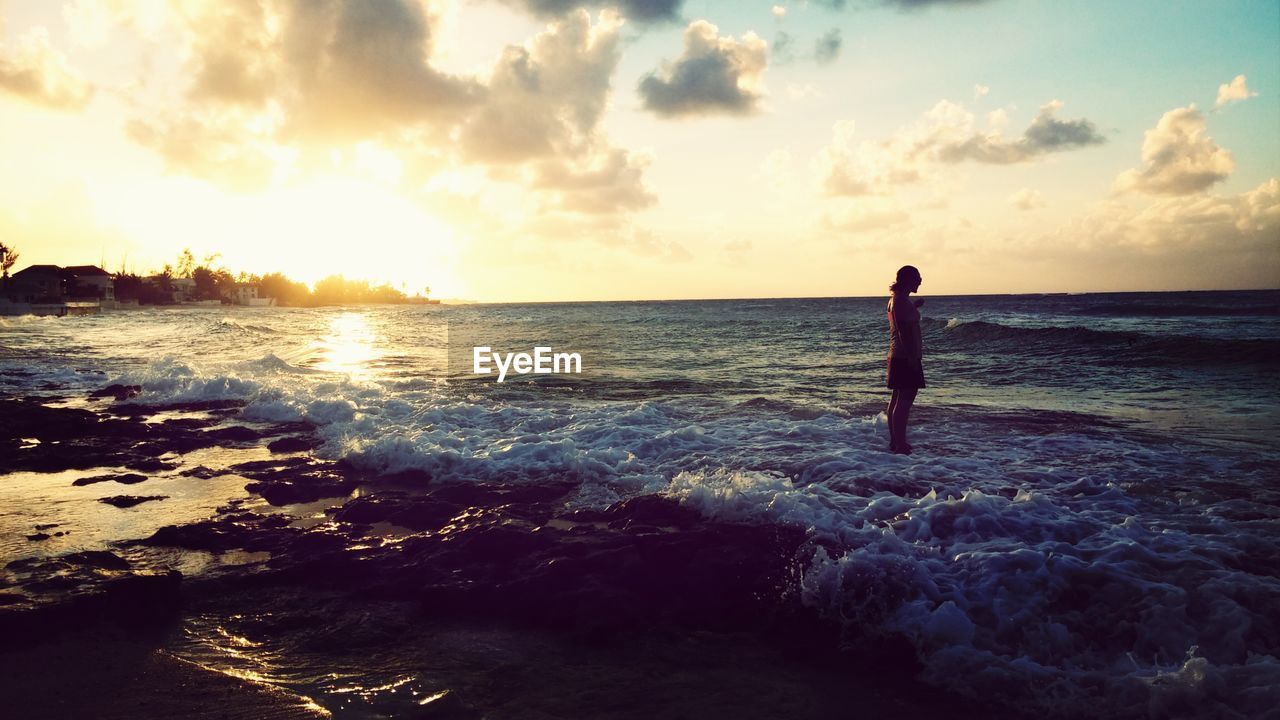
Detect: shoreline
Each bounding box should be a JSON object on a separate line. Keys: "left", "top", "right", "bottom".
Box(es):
{"left": 0, "top": 391, "right": 1021, "bottom": 719}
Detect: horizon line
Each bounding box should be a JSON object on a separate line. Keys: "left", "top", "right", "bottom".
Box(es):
{"left": 456, "top": 286, "right": 1280, "bottom": 305}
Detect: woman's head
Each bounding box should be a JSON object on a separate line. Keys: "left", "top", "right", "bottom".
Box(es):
{"left": 889, "top": 265, "right": 922, "bottom": 294}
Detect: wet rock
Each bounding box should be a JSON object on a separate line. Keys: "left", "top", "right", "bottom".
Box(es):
{"left": 267, "top": 436, "right": 316, "bottom": 453}
{"left": 107, "top": 399, "right": 245, "bottom": 418}
{"left": 73, "top": 472, "right": 149, "bottom": 487}
{"left": 230, "top": 456, "right": 315, "bottom": 477}
{"left": 161, "top": 417, "right": 219, "bottom": 430}
{"left": 99, "top": 495, "right": 168, "bottom": 508}
{"left": 141, "top": 513, "right": 298, "bottom": 554}
{"left": 64, "top": 551, "right": 131, "bottom": 570}
{"left": 124, "top": 458, "right": 176, "bottom": 473}
{"left": 0, "top": 399, "right": 157, "bottom": 472}
{"left": 90, "top": 384, "right": 141, "bottom": 401}
{"left": 0, "top": 550, "right": 183, "bottom": 646}
{"left": 603, "top": 493, "right": 705, "bottom": 531}
{"left": 158, "top": 433, "right": 219, "bottom": 455}
{"left": 26, "top": 533, "right": 50, "bottom": 542}
{"left": 330, "top": 492, "right": 460, "bottom": 531}
{"left": 246, "top": 470, "right": 356, "bottom": 506}
{"left": 180, "top": 465, "right": 223, "bottom": 479}
{"left": 204, "top": 425, "right": 265, "bottom": 444}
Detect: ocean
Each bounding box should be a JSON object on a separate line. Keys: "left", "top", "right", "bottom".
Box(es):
{"left": 2, "top": 290, "right": 1278, "bottom": 719}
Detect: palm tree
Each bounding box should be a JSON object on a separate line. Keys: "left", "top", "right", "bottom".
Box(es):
{"left": 0, "top": 242, "right": 17, "bottom": 295}
{"left": 0, "top": 242, "right": 17, "bottom": 279}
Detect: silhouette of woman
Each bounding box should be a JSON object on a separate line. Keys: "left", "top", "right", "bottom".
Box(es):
{"left": 886, "top": 265, "right": 925, "bottom": 454}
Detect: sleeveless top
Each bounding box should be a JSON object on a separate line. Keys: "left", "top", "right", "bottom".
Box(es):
{"left": 887, "top": 294, "right": 921, "bottom": 360}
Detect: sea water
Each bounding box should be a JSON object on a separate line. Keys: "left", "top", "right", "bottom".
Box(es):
{"left": 2, "top": 290, "right": 1278, "bottom": 718}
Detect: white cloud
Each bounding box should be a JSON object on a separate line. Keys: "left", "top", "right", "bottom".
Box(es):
{"left": 531, "top": 147, "right": 656, "bottom": 214}
{"left": 638, "top": 21, "right": 768, "bottom": 118}
{"left": 461, "top": 9, "right": 624, "bottom": 164}
{"left": 1116, "top": 104, "right": 1233, "bottom": 196}
{"left": 1009, "top": 188, "right": 1045, "bottom": 210}
{"left": 824, "top": 206, "right": 911, "bottom": 233}
{"left": 815, "top": 99, "right": 1104, "bottom": 197}
{"left": 1215, "top": 74, "right": 1257, "bottom": 109}
{"left": 772, "top": 5, "right": 787, "bottom": 19}
{"left": 0, "top": 26, "right": 93, "bottom": 110}
{"left": 1030, "top": 179, "right": 1280, "bottom": 289}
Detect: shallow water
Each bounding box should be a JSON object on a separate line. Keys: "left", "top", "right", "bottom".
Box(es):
{"left": 2, "top": 290, "right": 1279, "bottom": 718}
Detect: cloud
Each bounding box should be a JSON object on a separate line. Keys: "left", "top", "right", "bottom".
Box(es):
{"left": 1115, "top": 104, "right": 1233, "bottom": 196}
{"left": 813, "top": 29, "right": 842, "bottom": 65}
{"left": 111, "top": 3, "right": 654, "bottom": 216}
{"left": 816, "top": 99, "right": 1104, "bottom": 197}
{"left": 532, "top": 147, "right": 656, "bottom": 214}
{"left": 126, "top": 113, "right": 285, "bottom": 191}
{"left": 815, "top": 119, "right": 922, "bottom": 196}
{"left": 935, "top": 100, "right": 1105, "bottom": 164}
{"left": 823, "top": 206, "right": 911, "bottom": 233}
{"left": 638, "top": 20, "right": 767, "bottom": 118}
{"left": 759, "top": 147, "right": 795, "bottom": 189}
{"left": 460, "top": 11, "right": 656, "bottom": 216}
{"left": 502, "top": 0, "right": 682, "bottom": 23}
{"left": 128, "top": 0, "right": 481, "bottom": 153}
{"left": 1030, "top": 179, "right": 1279, "bottom": 289}
{"left": 772, "top": 31, "right": 795, "bottom": 64}
{"left": 0, "top": 27, "right": 94, "bottom": 110}
{"left": 772, "top": 5, "right": 787, "bottom": 19}
{"left": 1009, "top": 188, "right": 1045, "bottom": 210}
{"left": 278, "top": 0, "right": 481, "bottom": 142}
{"left": 1215, "top": 74, "right": 1257, "bottom": 109}
{"left": 973, "top": 83, "right": 989, "bottom": 100}
{"left": 461, "top": 9, "right": 622, "bottom": 164}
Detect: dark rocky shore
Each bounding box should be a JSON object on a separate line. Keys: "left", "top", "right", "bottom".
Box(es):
{"left": 0, "top": 391, "right": 1020, "bottom": 719}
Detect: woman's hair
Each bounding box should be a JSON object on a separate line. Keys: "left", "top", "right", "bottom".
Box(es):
{"left": 889, "top": 265, "right": 920, "bottom": 293}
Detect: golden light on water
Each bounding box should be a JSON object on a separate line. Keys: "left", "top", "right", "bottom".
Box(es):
{"left": 313, "top": 313, "right": 380, "bottom": 379}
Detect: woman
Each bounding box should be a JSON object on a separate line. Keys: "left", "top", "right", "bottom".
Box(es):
{"left": 886, "top": 265, "right": 925, "bottom": 454}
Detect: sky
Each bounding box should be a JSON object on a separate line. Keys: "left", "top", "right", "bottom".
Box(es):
{"left": 0, "top": 0, "right": 1277, "bottom": 301}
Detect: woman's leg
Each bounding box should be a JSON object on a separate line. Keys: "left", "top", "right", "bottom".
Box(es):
{"left": 886, "top": 389, "right": 900, "bottom": 449}
{"left": 893, "top": 387, "right": 918, "bottom": 452}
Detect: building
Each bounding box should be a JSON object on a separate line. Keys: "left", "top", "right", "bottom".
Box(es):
{"left": 2, "top": 264, "right": 105, "bottom": 316}
{"left": 64, "top": 265, "right": 115, "bottom": 301}
{"left": 171, "top": 277, "right": 196, "bottom": 303}
{"left": 5, "top": 265, "right": 65, "bottom": 302}
{"left": 230, "top": 282, "right": 274, "bottom": 306}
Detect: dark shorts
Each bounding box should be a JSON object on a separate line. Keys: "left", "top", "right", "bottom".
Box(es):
{"left": 887, "top": 357, "right": 925, "bottom": 389}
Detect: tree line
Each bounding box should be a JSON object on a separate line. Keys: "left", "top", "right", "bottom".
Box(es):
{"left": 114, "top": 249, "right": 413, "bottom": 306}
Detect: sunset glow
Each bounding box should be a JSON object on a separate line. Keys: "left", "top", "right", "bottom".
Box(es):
{"left": 1, "top": 0, "right": 1276, "bottom": 300}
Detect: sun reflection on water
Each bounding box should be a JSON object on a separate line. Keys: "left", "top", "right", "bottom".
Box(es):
{"left": 313, "top": 313, "right": 381, "bottom": 379}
